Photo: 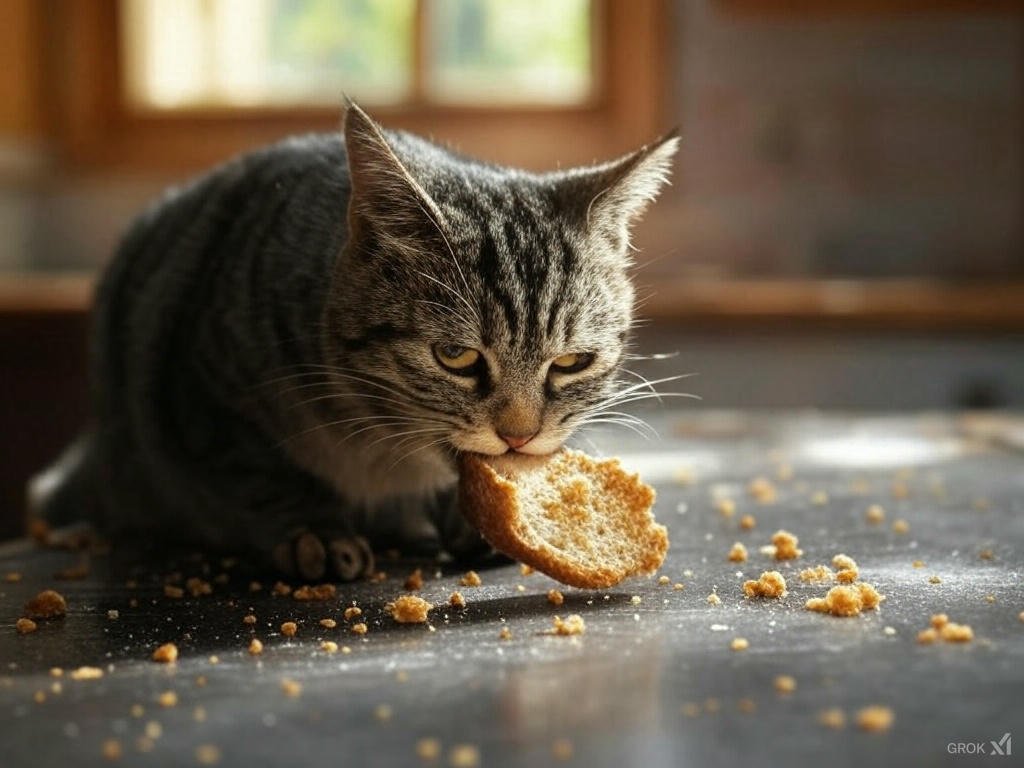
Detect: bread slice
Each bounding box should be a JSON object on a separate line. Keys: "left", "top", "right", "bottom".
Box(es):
{"left": 458, "top": 449, "right": 667, "bottom": 589}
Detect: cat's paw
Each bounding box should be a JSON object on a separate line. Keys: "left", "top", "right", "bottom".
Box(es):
{"left": 271, "top": 529, "right": 374, "bottom": 582}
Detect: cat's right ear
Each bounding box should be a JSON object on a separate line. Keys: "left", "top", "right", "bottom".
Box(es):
{"left": 343, "top": 101, "right": 447, "bottom": 255}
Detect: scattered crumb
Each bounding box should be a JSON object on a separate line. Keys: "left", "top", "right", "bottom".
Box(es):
{"left": 344, "top": 606, "right": 362, "bottom": 621}
{"left": 152, "top": 643, "right": 178, "bottom": 663}
{"left": 548, "top": 589, "right": 565, "bottom": 606}
{"left": 280, "top": 621, "right": 298, "bottom": 637}
{"left": 515, "top": 584, "right": 526, "bottom": 592}
{"left": 891, "top": 519, "right": 910, "bottom": 534}
{"left": 107, "top": 610, "right": 119, "bottom": 620}
{"left": 805, "top": 583, "right": 884, "bottom": 617}
{"left": 707, "top": 592, "right": 722, "bottom": 606}
{"left": 370, "top": 571, "right": 388, "bottom": 583}
{"left": 810, "top": 491, "right": 829, "bottom": 505}
{"left": 916, "top": 628, "right": 938, "bottom": 645}
{"left": 832, "top": 554, "right": 859, "bottom": 583}
{"left": 774, "top": 675, "right": 797, "bottom": 694}
{"left": 730, "top": 637, "right": 749, "bottom": 651}
{"left": 912, "top": 560, "right": 925, "bottom": 568}
{"left": 551, "top": 738, "right": 574, "bottom": 761}
{"left": 818, "top": 708, "right": 846, "bottom": 729}
{"left": 883, "top": 626, "right": 896, "bottom": 636}
{"left": 520, "top": 564, "right": 534, "bottom": 576}
{"left": 271, "top": 581, "right": 292, "bottom": 596}
{"left": 742, "top": 570, "right": 788, "bottom": 599}
{"left": 390, "top": 595, "right": 432, "bottom": 624}
{"left": 320, "top": 618, "right": 337, "bottom": 628}
{"left": 185, "top": 577, "right": 212, "bottom": 597}
{"left": 498, "top": 626, "right": 512, "bottom": 640}
{"left": 70, "top": 666, "right": 104, "bottom": 680}
{"left": 739, "top": 514, "right": 756, "bottom": 530}
{"left": 930, "top": 613, "right": 949, "bottom": 629}
{"left": 280, "top": 678, "right": 302, "bottom": 698}
{"left": 449, "top": 592, "right": 466, "bottom": 608}
{"left": 673, "top": 467, "right": 696, "bottom": 486}
{"left": 673, "top": 583, "right": 685, "bottom": 591}
{"left": 858, "top": 582, "right": 884, "bottom": 610}
{"left": 630, "top": 595, "right": 642, "bottom": 606}
{"left": 551, "top": 615, "right": 585, "bottom": 636}
{"left": 866, "top": 504, "right": 886, "bottom": 524}
{"left": 728, "top": 542, "right": 749, "bottom": 562}
{"left": 748, "top": 477, "right": 777, "bottom": 504}
{"left": 416, "top": 738, "right": 441, "bottom": 761}
{"left": 1018, "top": 611, "right": 1024, "bottom": 623}
{"left": 737, "top": 698, "right": 757, "bottom": 714}
{"left": 247, "top": 639, "right": 263, "bottom": 655}
{"left": 375, "top": 704, "right": 393, "bottom": 722}
{"left": 24, "top": 589, "right": 67, "bottom": 619}
{"left": 460, "top": 571, "right": 482, "bottom": 587}
{"left": 681, "top": 702, "right": 700, "bottom": 717}
{"left": 102, "top": 739, "right": 123, "bottom": 761}
{"left": 404, "top": 569, "right": 424, "bottom": 591}
{"left": 770, "top": 530, "right": 802, "bottom": 560}
{"left": 448, "top": 744, "right": 480, "bottom": 767}
{"left": 163, "top": 585, "right": 184, "bottom": 599}
{"left": 715, "top": 498, "right": 736, "bottom": 518}
{"left": 321, "top": 641, "right": 338, "bottom": 653}
{"left": 352, "top": 622, "right": 368, "bottom": 635}
{"left": 157, "top": 690, "right": 178, "bottom": 708}
{"left": 195, "top": 744, "right": 221, "bottom": 765}
{"left": 856, "top": 705, "right": 894, "bottom": 732}
{"left": 15, "top": 618, "right": 37, "bottom": 634}
{"left": 979, "top": 549, "right": 994, "bottom": 560}
{"left": 293, "top": 584, "right": 336, "bottom": 601}
{"left": 940, "top": 623, "right": 974, "bottom": 643}
{"left": 242, "top": 614, "right": 257, "bottom": 625}
{"left": 799, "top": 565, "right": 834, "bottom": 583}
{"left": 928, "top": 575, "right": 942, "bottom": 584}
{"left": 4, "top": 571, "right": 22, "bottom": 582}
{"left": 195, "top": 676, "right": 207, "bottom": 687}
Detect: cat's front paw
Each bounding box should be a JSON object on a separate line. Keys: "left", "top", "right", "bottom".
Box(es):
{"left": 272, "top": 529, "right": 374, "bottom": 582}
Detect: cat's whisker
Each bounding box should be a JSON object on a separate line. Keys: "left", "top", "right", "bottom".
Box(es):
{"left": 276, "top": 414, "right": 439, "bottom": 448}
{"left": 414, "top": 298, "right": 476, "bottom": 332}
{"left": 580, "top": 409, "right": 660, "bottom": 439}
{"left": 622, "top": 351, "right": 681, "bottom": 362}
{"left": 412, "top": 200, "right": 480, "bottom": 326}
{"left": 576, "top": 418, "right": 654, "bottom": 441}
{"left": 415, "top": 270, "right": 480, "bottom": 328}
{"left": 387, "top": 435, "right": 452, "bottom": 472}
{"left": 364, "top": 426, "right": 451, "bottom": 450}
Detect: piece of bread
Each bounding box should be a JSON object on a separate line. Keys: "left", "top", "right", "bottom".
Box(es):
{"left": 458, "top": 449, "right": 667, "bottom": 589}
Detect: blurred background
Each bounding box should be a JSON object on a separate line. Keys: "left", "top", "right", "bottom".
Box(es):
{"left": 0, "top": 0, "right": 1021, "bottom": 537}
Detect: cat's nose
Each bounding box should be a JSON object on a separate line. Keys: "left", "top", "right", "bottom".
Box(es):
{"left": 499, "top": 431, "right": 537, "bottom": 450}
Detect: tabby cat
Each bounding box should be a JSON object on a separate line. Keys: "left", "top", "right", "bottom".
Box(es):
{"left": 32, "top": 103, "right": 678, "bottom": 580}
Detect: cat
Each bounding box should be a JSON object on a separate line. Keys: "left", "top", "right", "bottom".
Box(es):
{"left": 30, "top": 102, "right": 678, "bottom": 581}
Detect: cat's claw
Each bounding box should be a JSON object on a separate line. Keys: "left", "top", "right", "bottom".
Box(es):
{"left": 328, "top": 536, "right": 375, "bottom": 581}
{"left": 271, "top": 530, "right": 373, "bottom": 582}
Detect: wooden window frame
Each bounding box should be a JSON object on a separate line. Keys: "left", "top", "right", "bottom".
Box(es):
{"left": 48, "top": 0, "right": 670, "bottom": 174}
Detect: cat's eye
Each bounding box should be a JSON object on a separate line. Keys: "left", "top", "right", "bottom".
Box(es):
{"left": 550, "top": 352, "right": 595, "bottom": 375}
{"left": 433, "top": 343, "right": 481, "bottom": 375}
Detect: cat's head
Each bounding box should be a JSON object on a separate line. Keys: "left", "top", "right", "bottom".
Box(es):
{"left": 325, "top": 103, "right": 677, "bottom": 459}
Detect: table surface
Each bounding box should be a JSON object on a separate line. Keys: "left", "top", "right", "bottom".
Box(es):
{"left": 2, "top": 411, "right": 1022, "bottom": 768}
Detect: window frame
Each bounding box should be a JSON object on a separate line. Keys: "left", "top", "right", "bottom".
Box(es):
{"left": 50, "top": 0, "right": 670, "bottom": 173}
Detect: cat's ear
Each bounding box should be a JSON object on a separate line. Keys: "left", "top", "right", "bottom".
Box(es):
{"left": 564, "top": 131, "right": 680, "bottom": 253}
{"left": 342, "top": 100, "right": 447, "bottom": 253}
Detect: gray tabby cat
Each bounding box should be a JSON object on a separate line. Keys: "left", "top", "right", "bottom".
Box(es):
{"left": 32, "top": 103, "right": 678, "bottom": 580}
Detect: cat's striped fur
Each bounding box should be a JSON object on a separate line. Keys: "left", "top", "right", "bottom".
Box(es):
{"left": 32, "top": 104, "right": 677, "bottom": 578}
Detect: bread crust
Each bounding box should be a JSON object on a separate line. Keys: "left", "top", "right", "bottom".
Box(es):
{"left": 458, "top": 450, "right": 668, "bottom": 588}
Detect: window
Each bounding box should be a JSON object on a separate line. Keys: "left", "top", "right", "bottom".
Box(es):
{"left": 55, "top": 0, "right": 667, "bottom": 171}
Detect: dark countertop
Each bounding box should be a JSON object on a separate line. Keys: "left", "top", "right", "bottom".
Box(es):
{"left": 2, "top": 411, "right": 1022, "bottom": 767}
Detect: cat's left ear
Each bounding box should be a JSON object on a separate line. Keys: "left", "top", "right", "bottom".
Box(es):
{"left": 561, "top": 131, "right": 680, "bottom": 253}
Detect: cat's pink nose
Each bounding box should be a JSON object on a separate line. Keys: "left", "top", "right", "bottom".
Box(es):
{"left": 499, "top": 432, "right": 536, "bottom": 450}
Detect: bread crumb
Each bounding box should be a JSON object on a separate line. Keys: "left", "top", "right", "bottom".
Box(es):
{"left": 320, "top": 618, "right": 337, "bottom": 628}
{"left": 730, "top": 637, "right": 749, "bottom": 651}
{"left": 715, "top": 498, "right": 736, "bottom": 518}
{"left": 144, "top": 721, "right": 162, "bottom": 739}
{"left": 681, "top": 702, "right": 701, "bottom": 717}
{"left": 930, "top": 613, "right": 949, "bottom": 629}
{"left": 928, "top": 575, "right": 942, "bottom": 584}
{"left": 107, "top": 610, "right": 119, "bottom": 620}
{"left": 810, "top": 491, "right": 829, "bottom": 505}
{"left": 280, "top": 678, "right": 302, "bottom": 698}
{"left": 774, "top": 675, "right": 797, "bottom": 694}
{"left": 34, "top": 689, "right": 46, "bottom": 704}
{"left": 866, "top": 504, "right": 885, "bottom": 524}
{"left": 152, "top": 643, "right": 178, "bottom": 663}
{"left": 551, "top": 615, "right": 585, "bottom": 636}
{"left": 15, "top": 618, "right": 37, "bottom": 634}
{"left": 515, "top": 584, "right": 526, "bottom": 592}
{"left": 247, "top": 638, "right": 263, "bottom": 655}
{"left": 185, "top": 577, "right": 212, "bottom": 597}
{"left": 163, "top": 585, "right": 184, "bottom": 599}
{"left": 449, "top": 592, "right": 466, "bottom": 608}
{"left": 728, "top": 542, "right": 748, "bottom": 562}
{"left": 375, "top": 704, "right": 393, "bottom": 721}
{"left": 985, "top": 594, "right": 996, "bottom": 604}
{"left": 805, "top": 583, "right": 884, "bottom": 617}
{"left": 630, "top": 595, "right": 642, "bottom": 606}
{"left": 157, "top": 690, "right": 178, "bottom": 708}
{"left": 460, "top": 571, "right": 482, "bottom": 587}
{"left": 891, "top": 481, "right": 909, "bottom": 499}
{"left": 547, "top": 589, "right": 565, "bottom": 606}
{"left": 280, "top": 621, "right": 297, "bottom": 637}
{"left": 195, "top": 676, "right": 207, "bottom": 688}
{"left": 818, "top": 708, "right": 846, "bottom": 729}
{"left": 101, "top": 739, "right": 123, "bottom": 761}
{"left": 831, "top": 554, "right": 859, "bottom": 581}
{"left": 416, "top": 738, "right": 441, "bottom": 761}
{"left": 770, "top": 530, "right": 802, "bottom": 560}
{"left": 739, "top": 514, "right": 756, "bottom": 530}
{"left": 352, "top": 622, "right": 368, "bottom": 635}
{"left": 1018, "top": 611, "right": 1024, "bottom": 623}
{"left": 404, "top": 569, "right": 424, "bottom": 591}
{"left": 707, "top": 592, "right": 722, "bottom": 606}
{"left": 916, "top": 628, "right": 939, "bottom": 644}
{"left": 195, "top": 744, "right": 222, "bottom": 765}
{"left": 344, "top": 606, "right": 362, "bottom": 621}
{"left": 520, "top": 564, "right": 534, "bottom": 576}
{"left": 498, "top": 626, "right": 512, "bottom": 640}
{"left": 24, "top": 589, "right": 67, "bottom": 619}
{"left": 551, "top": 738, "right": 574, "bottom": 761}
{"left": 4, "top": 571, "right": 22, "bottom": 582}
{"left": 912, "top": 560, "right": 925, "bottom": 568}
{"left": 70, "top": 666, "right": 104, "bottom": 680}
{"left": 448, "top": 744, "right": 480, "bottom": 767}
{"left": 657, "top": 575, "right": 671, "bottom": 585}
{"left": 271, "top": 581, "right": 292, "bottom": 596}
{"left": 737, "top": 698, "right": 757, "bottom": 714}
{"left": 673, "top": 467, "right": 696, "bottom": 486}
{"left": 940, "top": 623, "right": 974, "bottom": 642}
{"left": 673, "top": 583, "right": 685, "bottom": 591}
{"left": 390, "top": 595, "right": 432, "bottom": 624}
{"left": 341, "top": 645, "right": 352, "bottom": 653}
{"left": 979, "top": 549, "right": 994, "bottom": 560}
{"left": 748, "top": 477, "right": 777, "bottom": 504}
{"left": 799, "top": 565, "right": 834, "bottom": 583}
{"left": 742, "top": 570, "right": 787, "bottom": 599}
{"left": 891, "top": 519, "right": 910, "bottom": 534}
{"left": 293, "top": 583, "right": 336, "bottom": 601}
{"left": 856, "top": 705, "right": 894, "bottom": 732}
{"left": 50, "top": 667, "right": 63, "bottom": 677}
{"left": 321, "top": 641, "right": 338, "bottom": 653}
